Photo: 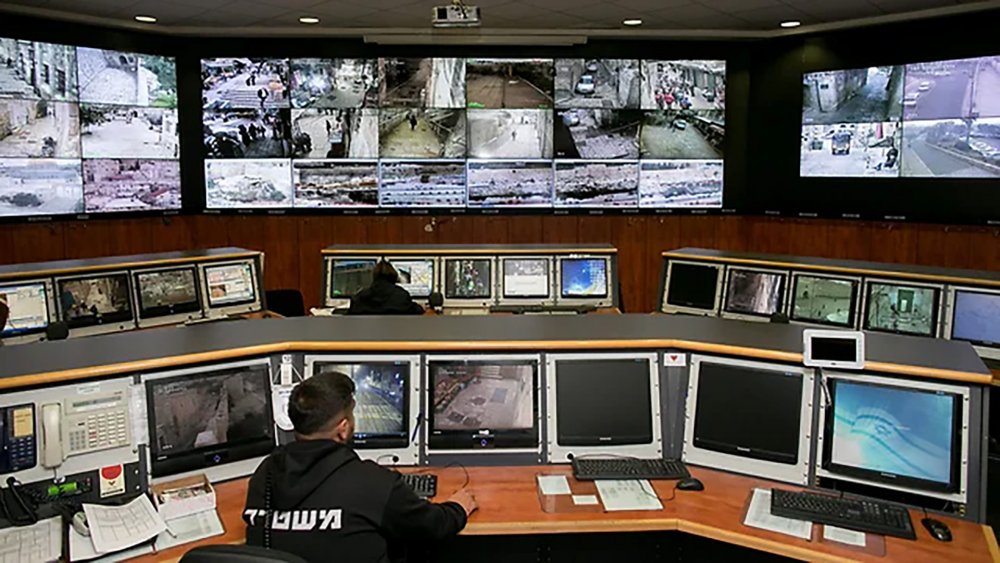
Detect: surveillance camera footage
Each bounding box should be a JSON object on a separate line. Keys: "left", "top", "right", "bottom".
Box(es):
{"left": 726, "top": 270, "right": 784, "bottom": 316}
{"left": 0, "top": 39, "right": 78, "bottom": 101}
{"left": 82, "top": 158, "right": 180, "bottom": 212}
{"left": 379, "top": 58, "right": 465, "bottom": 108}
{"left": 467, "top": 160, "right": 553, "bottom": 207}
{"left": 802, "top": 66, "right": 904, "bottom": 126}
{"left": 903, "top": 56, "right": 1000, "bottom": 121}
{"left": 641, "top": 60, "right": 725, "bottom": 111}
{"left": 866, "top": 283, "right": 937, "bottom": 336}
{"left": 81, "top": 105, "right": 178, "bottom": 159}
{"left": 800, "top": 122, "right": 900, "bottom": 177}
{"left": 58, "top": 275, "right": 131, "bottom": 322}
{"left": 466, "top": 59, "right": 554, "bottom": 109}
{"left": 554, "top": 161, "right": 638, "bottom": 207}
{"left": 205, "top": 159, "right": 292, "bottom": 208}
{"left": 378, "top": 161, "right": 466, "bottom": 207}
{"left": 0, "top": 99, "right": 80, "bottom": 158}
{"left": 555, "top": 109, "right": 640, "bottom": 159}
{"left": 315, "top": 364, "right": 406, "bottom": 437}
{"left": 555, "top": 59, "right": 640, "bottom": 109}
{"left": 640, "top": 110, "right": 724, "bottom": 159}
{"left": 468, "top": 109, "right": 552, "bottom": 159}
{"left": 379, "top": 108, "right": 465, "bottom": 158}
{"left": 201, "top": 58, "right": 289, "bottom": 110}
{"left": 293, "top": 160, "right": 378, "bottom": 208}
{"left": 291, "top": 108, "right": 377, "bottom": 159}
{"left": 432, "top": 363, "right": 534, "bottom": 431}
{"left": 0, "top": 158, "right": 83, "bottom": 217}
{"left": 901, "top": 118, "right": 1000, "bottom": 178}
{"left": 291, "top": 59, "right": 378, "bottom": 109}
{"left": 78, "top": 48, "right": 176, "bottom": 108}
{"left": 792, "top": 276, "right": 855, "bottom": 326}
{"left": 639, "top": 160, "right": 723, "bottom": 208}
{"left": 203, "top": 109, "right": 291, "bottom": 158}
{"left": 445, "top": 259, "right": 491, "bottom": 299}
{"left": 137, "top": 269, "right": 198, "bottom": 311}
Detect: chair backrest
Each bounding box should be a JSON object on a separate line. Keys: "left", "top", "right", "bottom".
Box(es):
{"left": 0, "top": 299, "right": 9, "bottom": 332}
{"left": 265, "top": 289, "right": 306, "bottom": 317}
{"left": 45, "top": 321, "right": 69, "bottom": 341}
{"left": 180, "top": 545, "right": 308, "bottom": 563}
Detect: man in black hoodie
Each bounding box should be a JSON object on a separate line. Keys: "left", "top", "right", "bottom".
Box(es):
{"left": 244, "top": 371, "right": 476, "bottom": 562}
{"left": 348, "top": 260, "right": 425, "bottom": 316}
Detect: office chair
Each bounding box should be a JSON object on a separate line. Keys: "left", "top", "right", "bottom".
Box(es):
{"left": 264, "top": 289, "right": 306, "bottom": 318}
{"left": 769, "top": 312, "right": 790, "bottom": 324}
{"left": 0, "top": 300, "right": 8, "bottom": 333}
{"left": 180, "top": 545, "right": 308, "bottom": 563}
{"left": 428, "top": 292, "right": 444, "bottom": 313}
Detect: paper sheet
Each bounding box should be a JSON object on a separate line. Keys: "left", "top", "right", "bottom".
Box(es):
{"left": 823, "top": 525, "right": 866, "bottom": 547}
{"left": 537, "top": 475, "right": 572, "bottom": 495}
{"left": 83, "top": 495, "right": 167, "bottom": 554}
{"left": 68, "top": 527, "right": 153, "bottom": 562}
{"left": 573, "top": 495, "right": 600, "bottom": 506}
{"left": 595, "top": 480, "right": 663, "bottom": 511}
{"left": 156, "top": 510, "right": 225, "bottom": 551}
{"left": 742, "top": 488, "right": 812, "bottom": 540}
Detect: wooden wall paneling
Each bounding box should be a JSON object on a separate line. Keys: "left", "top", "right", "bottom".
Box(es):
{"left": 64, "top": 219, "right": 152, "bottom": 259}
{"left": 297, "top": 217, "right": 332, "bottom": 310}
{"left": 576, "top": 216, "right": 612, "bottom": 244}
{"left": 713, "top": 215, "right": 750, "bottom": 252}
{"left": 226, "top": 216, "right": 299, "bottom": 292}
{"left": 332, "top": 216, "right": 368, "bottom": 245}
{"left": 471, "top": 216, "right": 511, "bottom": 244}
{"left": 145, "top": 215, "right": 196, "bottom": 253}
{"left": 646, "top": 217, "right": 682, "bottom": 308}
{"left": 434, "top": 216, "right": 475, "bottom": 245}
{"left": 964, "top": 227, "right": 1000, "bottom": 273}
{"left": 915, "top": 225, "right": 977, "bottom": 270}
{"left": 400, "top": 215, "right": 438, "bottom": 245}
{"left": 188, "top": 215, "right": 231, "bottom": 249}
{"left": 507, "top": 216, "right": 543, "bottom": 244}
{"left": 784, "top": 219, "right": 829, "bottom": 257}
{"left": 1, "top": 223, "right": 64, "bottom": 265}
{"left": 362, "top": 216, "right": 391, "bottom": 244}
{"left": 746, "top": 217, "right": 792, "bottom": 256}
{"left": 608, "top": 216, "right": 649, "bottom": 312}
{"left": 868, "top": 222, "right": 918, "bottom": 265}
{"left": 675, "top": 215, "right": 718, "bottom": 249}
{"left": 824, "top": 220, "right": 873, "bottom": 261}
{"left": 540, "top": 216, "right": 579, "bottom": 243}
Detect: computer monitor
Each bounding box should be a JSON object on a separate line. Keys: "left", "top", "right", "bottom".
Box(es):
{"left": 427, "top": 356, "right": 538, "bottom": 450}
{"left": 328, "top": 259, "right": 377, "bottom": 302}
{"left": 202, "top": 261, "right": 260, "bottom": 314}
{"left": 790, "top": 273, "right": 859, "bottom": 328}
{"left": 821, "top": 374, "right": 965, "bottom": 496}
{"left": 308, "top": 361, "right": 409, "bottom": 449}
{"left": 146, "top": 362, "right": 275, "bottom": 479}
{"left": 389, "top": 258, "right": 435, "bottom": 298}
{"left": 946, "top": 287, "right": 1000, "bottom": 360}
{"left": 863, "top": 279, "right": 940, "bottom": 337}
{"left": 133, "top": 267, "right": 202, "bottom": 326}
{"left": 0, "top": 280, "right": 51, "bottom": 339}
{"left": 558, "top": 257, "right": 609, "bottom": 299}
{"left": 662, "top": 260, "right": 723, "bottom": 315}
{"left": 722, "top": 267, "right": 787, "bottom": 320}
{"left": 443, "top": 258, "right": 493, "bottom": 303}
{"left": 501, "top": 257, "right": 551, "bottom": 300}
{"left": 56, "top": 272, "right": 134, "bottom": 332}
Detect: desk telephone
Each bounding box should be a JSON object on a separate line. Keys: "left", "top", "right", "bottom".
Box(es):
{"left": 0, "top": 405, "right": 37, "bottom": 473}
{"left": 40, "top": 391, "right": 131, "bottom": 468}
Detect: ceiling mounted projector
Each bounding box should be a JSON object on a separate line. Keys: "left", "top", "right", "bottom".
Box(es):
{"left": 433, "top": 2, "right": 481, "bottom": 28}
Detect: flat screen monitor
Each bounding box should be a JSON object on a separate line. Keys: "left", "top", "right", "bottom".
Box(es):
{"left": 791, "top": 274, "right": 858, "bottom": 328}
{"left": 724, "top": 268, "right": 786, "bottom": 317}
{"left": 950, "top": 289, "right": 1000, "bottom": 349}
{"left": 863, "top": 281, "right": 939, "bottom": 337}
{"left": 559, "top": 258, "right": 608, "bottom": 298}
{"left": 147, "top": 363, "right": 274, "bottom": 477}
{"left": 310, "top": 361, "right": 409, "bottom": 449}
{"left": 693, "top": 362, "right": 803, "bottom": 464}
{"left": 0, "top": 281, "right": 49, "bottom": 337}
{"left": 555, "top": 358, "right": 653, "bottom": 446}
{"left": 391, "top": 259, "right": 434, "bottom": 298}
{"left": 665, "top": 262, "right": 720, "bottom": 311}
{"left": 56, "top": 273, "right": 133, "bottom": 328}
{"left": 502, "top": 258, "right": 550, "bottom": 299}
{"left": 428, "top": 359, "right": 538, "bottom": 449}
{"left": 444, "top": 259, "right": 492, "bottom": 300}
{"left": 823, "top": 378, "right": 962, "bottom": 494}
{"left": 330, "top": 259, "right": 377, "bottom": 299}
{"left": 134, "top": 268, "right": 201, "bottom": 319}
{"left": 204, "top": 262, "right": 258, "bottom": 308}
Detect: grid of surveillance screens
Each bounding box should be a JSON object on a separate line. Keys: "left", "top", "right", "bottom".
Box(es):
{"left": 801, "top": 55, "right": 1000, "bottom": 178}
{"left": 201, "top": 58, "right": 725, "bottom": 210}
{"left": 0, "top": 37, "right": 179, "bottom": 217}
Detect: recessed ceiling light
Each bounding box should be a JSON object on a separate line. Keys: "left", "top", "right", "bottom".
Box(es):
{"left": 623, "top": 18, "right": 643, "bottom": 26}
{"left": 780, "top": 20, "right": 801, "bottom": 28}
{"left": 299, "top": 16, "right": 320, "bottom": 24}
{"left": 134, "top": 15, "right": 157, "bottom": 23}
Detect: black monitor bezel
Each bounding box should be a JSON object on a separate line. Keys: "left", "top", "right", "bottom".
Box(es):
{"left": 427, "top": 358, "right": 539, "bottom": 450}
{"left": 443, "top": 258, "right": 494, "bottom": 300}
{"left": 789, "top": 273, "right": 859, "bottom": 328}
{"left": 501, "top": 257, "right": 551, "bottom": 299}
{"left": 554, "top": 357, "right": 654, "bottom": 447}
{"left": 390, "top": 259, "right": 436, "bottom": 299}
{"left": 722, "top": 267, "right": 787, "bottom": 318}
{"left": 862, "top": 280, "right": 941, "bottom": 338}
{"left": 558, "top": 257, "right": 609, "bottom": 299}
{"left": 133, "top": 267, "right": 203, "bottom": 320}
{"left": 0, "top": 280, "right": 50, "bottom": 338}
{"left": 949, "top": 288, "right": 1000, "bottom": 349}
{"left": 665, "top": 261, "right": 721, "bottom": 311}
{"left": 329, "top": 258, "right": 378, "bottom": 300}
{"left": 146, "top": 363, "right": 275, "bottom": 478}
{"left": 204, "top": 261, "right": 259, "bottom": 309}
{"left": 821, "top": 378, "right": 963, "bottom": 495}
{"left": 56, "top": 272, "right": 135, "bottom": 328}
{"left": 311, "top": 360, "right": 410, "bottom": 449}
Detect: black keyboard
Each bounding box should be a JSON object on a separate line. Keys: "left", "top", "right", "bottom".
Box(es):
{"left": 400, "top": 474, "right": 437, "bottom": 499}
{"left": 770, "top": 489, "right": 916, "bottom": 540}
{"left": 571, "top": 458, "right": 689, "bottom": 480}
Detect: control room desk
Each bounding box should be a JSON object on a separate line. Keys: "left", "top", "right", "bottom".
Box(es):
{"left": 128, "top": 465, "right": 999, "bottom": 563}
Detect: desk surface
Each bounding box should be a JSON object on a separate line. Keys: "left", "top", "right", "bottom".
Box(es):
{"left": 129, "top": 465, "right": 999, "bottom": 563}
{"left": 0, "top": 247, "right": 259, "bottom": 280}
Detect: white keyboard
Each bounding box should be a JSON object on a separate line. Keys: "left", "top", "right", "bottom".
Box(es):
{"left": 0, "top": 517, "right": 62, "bottom": 563}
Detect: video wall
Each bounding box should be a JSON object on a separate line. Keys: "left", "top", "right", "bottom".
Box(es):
{"left": 0, "top": 37, "right": 179, "bottom": 218}
{"left": 201, "top": 58, "right": 726, "bottom": 210}
{"left": 800, "top": 55, "right": 1000, "bottom": 179}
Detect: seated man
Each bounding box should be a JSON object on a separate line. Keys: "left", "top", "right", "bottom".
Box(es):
{"left": 348, "top": 260, "right": 425, "bottom": 315}
{"left": 244, "top": 371, "right": 476, "bottom": 562}
{"left": 0, "top": 295, "right": 8, "bottom": 346}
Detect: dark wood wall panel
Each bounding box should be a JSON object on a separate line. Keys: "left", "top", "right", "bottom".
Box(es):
{"left": 3, "top": 216, "right": 998, "bottom": 313}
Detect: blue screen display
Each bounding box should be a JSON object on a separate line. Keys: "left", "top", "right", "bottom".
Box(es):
{"left": 830, "top": 380, "right": 955, "bottom": 486}
{"left": 952, "top": 290, "right": 1000, "bottom": 346}
{"left": 560, "top": 259, "right": 607, "bottom": 297}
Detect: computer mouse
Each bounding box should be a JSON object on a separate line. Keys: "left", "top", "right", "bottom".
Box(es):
{"left": 921, "top": 517, "right": 952, "bottom": 542}
{"left": 71, "top": 511, "right": 90, "bottom": 537}
{"left": 677, "top": 478, "right": 704, "bottom": 491}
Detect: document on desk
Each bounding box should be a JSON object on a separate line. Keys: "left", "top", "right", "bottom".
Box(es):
{"left": 823, "top": 525, "right": 866, "bottom": 547}
{"left": 156, "top": 510, "right": 225, "bottom": 551}
{"left": 68, "top": 527, "right": 153, "bottom": 562}
{"left": 537, "top": 475, "right": 572, "bottom": 495}
{"left": 83, "top": 495, "right": 167, "bottom": 554}
{"left": 743, "top": 488, "right": 812, "bottom": 540}
{"left": 595, "top": 480, "right": 662, "bottom": 511}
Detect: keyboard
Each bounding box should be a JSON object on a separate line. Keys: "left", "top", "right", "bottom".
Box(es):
{"left": 401, "top": 474, "right": 438, "bottom": 499}
{"left": 571, "top": 458, "right": 689, "bottom": 481}
{"left": 770, "top": 488, "right": 916, "bottom": 540}
{"left": 0, "top": 517, "right": 62, "bottom": 563}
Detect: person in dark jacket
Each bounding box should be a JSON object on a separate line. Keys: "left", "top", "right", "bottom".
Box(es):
{"left": 348, "top": 260, "right": 424, "bottom": 315}
{"left": 244, "top": 371, "right": 476, "bottom": 562}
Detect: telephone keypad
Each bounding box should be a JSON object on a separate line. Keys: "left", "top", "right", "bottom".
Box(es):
{"left": 67, "top": 412, "right": 129, "bottom": 455}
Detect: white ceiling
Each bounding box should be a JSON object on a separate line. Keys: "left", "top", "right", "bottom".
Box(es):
{"left": 0, "top": 0, "right": 995, "bottom": 37}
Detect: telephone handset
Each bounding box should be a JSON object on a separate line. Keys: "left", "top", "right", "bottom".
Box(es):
{"left": 40, "top": 390, "right": 131, "bottom": 469}
{"left": 0, "top": 404, "right": 37, "bottom": 473}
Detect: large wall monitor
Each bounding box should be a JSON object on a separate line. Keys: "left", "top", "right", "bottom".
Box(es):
{"left": 0, "top": 37, "right": 181, "bottom": 219}
{"left": 661, "top": 260, "right": 724, "bottom": 315}
{"left": 0, "top": 279, "right": 54, "bottom": 344}
{"left": 133, "top": 266, "right": 203, "bottom": 327}
{"left": 817, "top": 372, "right": 969, "bottom": 503}
{"left": 387, "top": 257, "right": 436, "bottom": 299}
{"left": 789, "top": 272, "right": 860, "bottom": 329}
{"left": 55, "top": 271, "right": 136, "bottom": 337}
{"left": 683, "top": 356, "right": 813, "bottom": 484}
{"left": 546, "top": 352, "right": 662, "bottom": 461}
{"left": 443, "top": 257, "right": 495, "bottom": 307}
{"left": 200, "top": 260, "right": 261, "bottom": 317}
{"left": 201, "top": 57, "right": 726, "bottom": 212}
{"left": 862, "top": 278, "right": 941, "bottom": 337}
{"left": 721, "top": 266, "right": 788, "bottom": 321}
{"left": 143, "top": 359, "right": 275, "bottom": 483}
{"left": 556, "top": 256, "right": 612, "bottom": 307}
{"left": 426, "top": 355, "right": 539, "bottom": 452}
{"left": 499, "top": 257, "right": 553, "bottom": 306}
{"left": 304, "top": 355, "right": 420, "bottom": 465}
{"left": 325, "top": 258, "right": 377, "bottom": 308}
{"left": 944, "top": 287, "right": 1000, "bottom": 360}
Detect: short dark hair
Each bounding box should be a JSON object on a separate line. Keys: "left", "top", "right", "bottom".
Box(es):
{"left": 288, "top": 371, "right": 356, "bottom": 435}
{"left": 373, "top": 259, "right": 399, "bottom": 284}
